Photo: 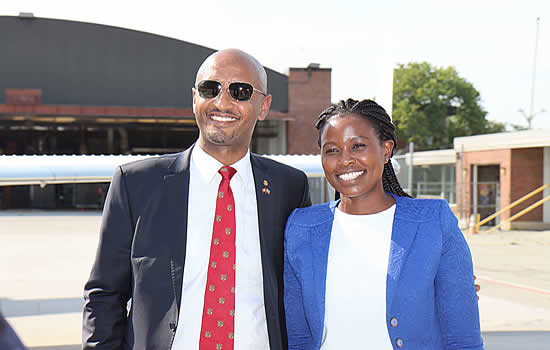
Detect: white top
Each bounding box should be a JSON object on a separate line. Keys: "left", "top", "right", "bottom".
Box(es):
{"left": 172, "top": 145, "right": 270, "bottom": 349}
{"left": 320, "top": 204, "right": 396, "bottom": 350}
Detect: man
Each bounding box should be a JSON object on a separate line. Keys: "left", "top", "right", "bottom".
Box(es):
{"left": 83, "top": 49, "right": 311, "bottom": 349}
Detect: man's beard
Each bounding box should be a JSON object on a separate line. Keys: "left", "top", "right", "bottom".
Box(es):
{"left": 206, "top": 127, "right": 232, "bottom": 145}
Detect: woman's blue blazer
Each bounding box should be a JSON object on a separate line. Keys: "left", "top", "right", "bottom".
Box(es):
{"left": 284, "top": 194, "right": 484, "bottom": 350}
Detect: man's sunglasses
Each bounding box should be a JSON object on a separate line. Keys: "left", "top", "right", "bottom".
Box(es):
{"left": 196, "top": 80, "right": 267, "bottom": 101}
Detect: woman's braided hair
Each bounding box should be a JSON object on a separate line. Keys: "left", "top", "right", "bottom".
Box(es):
{"left": 315, "top": 98, "right": 411, "bottom": 198}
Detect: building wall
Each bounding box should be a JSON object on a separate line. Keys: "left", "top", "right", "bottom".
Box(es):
{"left": 459, "top": 149, "right": 511, "bottom": 222}
{"left": 0, "top": 16, "right": 290, "bottom": 111}
{"left": 459, "top": 147, "right": 546, "bottom": 229}
{"left": 287, "top": 67, "right": 331, "bottom": 155}
{"left": 510, "top": 148, "right": 543, "bottom": 222}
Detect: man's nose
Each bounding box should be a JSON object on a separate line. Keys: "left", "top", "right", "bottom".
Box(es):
{"left": 213, "top": 86, "right": 234, "bottom": 109}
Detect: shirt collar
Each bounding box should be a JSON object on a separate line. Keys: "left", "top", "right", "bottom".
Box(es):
{"left": 191, "top": 144, "right": 252, "bottom": 185}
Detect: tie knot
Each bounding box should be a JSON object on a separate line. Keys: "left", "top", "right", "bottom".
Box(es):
{"left": 219, "top": 166, "right": 236, "bottom": 180}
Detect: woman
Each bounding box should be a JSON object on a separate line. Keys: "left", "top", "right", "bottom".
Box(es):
{"left": 284, "top": 99, "right": 484, "bottom": 349}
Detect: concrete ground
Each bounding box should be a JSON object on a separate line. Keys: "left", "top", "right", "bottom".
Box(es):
{"left": 466, "top": 229, "right": 550, "bottom": 332}
{"left": 0, "top": 211, "right": 549, "bottom": 349}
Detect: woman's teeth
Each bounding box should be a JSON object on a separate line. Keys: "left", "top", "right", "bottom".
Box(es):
{"left": 338, "top": 171, "right": 364, "bottom": 181}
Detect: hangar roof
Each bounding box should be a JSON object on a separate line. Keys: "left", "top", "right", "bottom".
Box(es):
{"left": 0, "top": 15, "right": 289, "bottom": 113}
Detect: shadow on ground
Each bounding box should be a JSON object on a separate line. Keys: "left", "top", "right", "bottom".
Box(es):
{"left": 0, "top": 297, "right": 83, "bottom": 317}
{"left": 483, "top": 331, "right": 550, "bottom": 349}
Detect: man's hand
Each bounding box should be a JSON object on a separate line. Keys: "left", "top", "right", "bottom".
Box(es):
{"left": 474, "top": 274, "right": 481, "bottom": 300}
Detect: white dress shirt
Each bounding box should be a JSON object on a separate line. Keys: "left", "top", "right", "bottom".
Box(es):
{"left": 171, "top": 145, "right": 270, "bottom": 349}
{"left": 320, "top": 204, "right": 395, "bottom": 350}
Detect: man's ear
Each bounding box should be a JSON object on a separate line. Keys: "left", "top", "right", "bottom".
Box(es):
{"left": 258, "top": 94, "right": 272, "bottom": 121}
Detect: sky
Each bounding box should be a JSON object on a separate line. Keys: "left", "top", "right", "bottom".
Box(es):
{"left": 3, "top": 0, "right": 550, "bottom": 130}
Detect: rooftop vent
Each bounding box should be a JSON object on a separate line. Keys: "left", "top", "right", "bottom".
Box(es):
{"left": 307, "top": 63, "right": 321, "bottom": 69}
{"left": 18, "top": 12, "right": 35, "bottom": 19}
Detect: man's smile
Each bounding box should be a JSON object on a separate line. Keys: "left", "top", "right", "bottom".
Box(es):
{"left": 208, "top": 112, "right": 239, "bottom": 123}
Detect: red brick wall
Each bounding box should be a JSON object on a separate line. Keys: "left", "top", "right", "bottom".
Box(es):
{"left": 287, "top": 68, "right": 331, "bottom": 155}
{"left": 459, "top": 149, "right": 511, "bottom": 221}
{"left": 458, "top": 147, "right": 543, "bottom": 225}
{"left": 510, "top": 148, "right": 543, "bottom": 221}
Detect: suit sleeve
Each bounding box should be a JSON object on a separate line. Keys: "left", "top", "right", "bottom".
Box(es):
{"left": 284, "top": 210, "right": 313, "bottom": 349}
{"left": 435, "top": 201, "right": 485, "bottom": 350}
{"left": 299, "top": 173, "right": 312, "bottom": 208}
{"left": 83, "top": 166, "right": 135, "bottom": 349}
{"left": 0, "top": 313, "right": 25, "bottom": 350}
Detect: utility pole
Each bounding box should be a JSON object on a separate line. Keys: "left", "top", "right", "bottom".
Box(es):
{"left": 519, "top": 17, "right": 545, "bottom": 129}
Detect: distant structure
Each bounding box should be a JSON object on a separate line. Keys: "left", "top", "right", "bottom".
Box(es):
{"left": 0, "top": 15, "right": 331, "bottom": 156}
{"left": 394, "top": 129, "right": 550, "bottom": 230}
{"left": 0, "top": 15, "right": 331, "bottom": 209}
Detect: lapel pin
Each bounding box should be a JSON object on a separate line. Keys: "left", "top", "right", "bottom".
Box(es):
{"left": 262, "top": 180, "right": 271, "bottom": 195}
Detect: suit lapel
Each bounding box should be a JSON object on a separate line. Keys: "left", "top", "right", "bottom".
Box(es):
{"left": 251, "top": 154, "right": 272, "bottom": 286}
{"left": 250, "top": 155, "right": 279, "bottom": 307}
{"left": 386, "top": 195, "right": 419, "bottom": 312}
{"left": 251, "top": 154, "right": 285, "bottom": 348}
{"left": 163, "top": 146, "right": 192, "bottom": 312}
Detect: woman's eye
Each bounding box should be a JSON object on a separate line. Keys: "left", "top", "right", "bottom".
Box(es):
{"left": 352, "top": 143, "right": 366, "bottom": 150}
{"left": 324, "top": 148, "right": 338, "bottom": 154}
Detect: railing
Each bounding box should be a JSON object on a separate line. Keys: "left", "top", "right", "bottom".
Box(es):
{"left": 478, "top": 183, "right": 550, "bottom": 234}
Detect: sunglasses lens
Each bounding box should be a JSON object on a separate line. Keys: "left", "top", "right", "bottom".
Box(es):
{"left": 229, "top": 82, "right": 254, "bottom": 101}
{"left": 197, "top": 80, "right": 221, "bottom": 99}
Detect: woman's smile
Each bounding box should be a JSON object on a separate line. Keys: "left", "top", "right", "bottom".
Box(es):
{"left": 337, "top": 170, "right": 365, "bottom": 182}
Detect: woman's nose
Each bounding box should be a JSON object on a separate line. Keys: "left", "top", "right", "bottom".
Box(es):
{"left": 342, "top": 159, "right": 355, "bottom": 166}
{"left": 339, "top": 152, "right": 355, "bottom": 167}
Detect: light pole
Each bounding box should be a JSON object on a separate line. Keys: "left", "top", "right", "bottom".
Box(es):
{"left": 518, "top": 108, "right": 546, "bottom": 129}
{"left": 519, "top": 17, "right": 546, "bottom": 129}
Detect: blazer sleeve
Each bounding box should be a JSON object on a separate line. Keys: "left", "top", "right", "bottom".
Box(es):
{"left": 435, "top": 201, "right": 485, "bottom": 350}
{"left": 83, "top": 166, "right": 134, "bottom": 349}
{"left": 284, "top": 210, "right": 313, "bottom": 350}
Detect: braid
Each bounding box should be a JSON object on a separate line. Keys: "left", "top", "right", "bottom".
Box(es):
{"left": 382, "top": 162, "right": 411, "bottom": 197}
{"left": 316, "top": 98, "right": 411, "bottom": 198}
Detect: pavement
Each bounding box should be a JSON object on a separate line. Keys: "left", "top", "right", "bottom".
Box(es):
{"left": 0, "top": 211, "right": 549, "bottom": 349}
{"left": 465, "top": 229, "right": 550, "bottom": 331}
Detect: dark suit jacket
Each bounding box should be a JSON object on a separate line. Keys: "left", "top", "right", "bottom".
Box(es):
{"left": 83, "top": 146, "right": 311, "bottom": 350}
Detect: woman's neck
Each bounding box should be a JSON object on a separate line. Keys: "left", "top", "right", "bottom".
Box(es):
{"left": 338, "top": 191, "right": 395, "bottom": 215}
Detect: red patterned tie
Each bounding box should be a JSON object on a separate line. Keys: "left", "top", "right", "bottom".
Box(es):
{"left": 199, "top": 166, "right": 237, "bottom": 350}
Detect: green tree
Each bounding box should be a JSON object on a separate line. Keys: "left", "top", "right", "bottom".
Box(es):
{"left": 392, "top": 62, "right": 504, "bottom": 150}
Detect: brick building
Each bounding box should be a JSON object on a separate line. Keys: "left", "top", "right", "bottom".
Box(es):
{"left": 287, "top": 65, "right": 332, "bottom": 154}
{"left": 0, "top": 14, "right": 331, "bottom": 209}
{"left": 395, "top": 130, "right": 550, "bottom": 230}
{"left": 455, "top": 130, "right": 550, "bottom": 230}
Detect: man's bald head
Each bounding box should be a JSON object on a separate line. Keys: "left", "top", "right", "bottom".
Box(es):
{"left": 192, "top": 48, "right": 273, "bottom": 165}
{"left": 195, "top": 49, "right": 268, "bottom": 92}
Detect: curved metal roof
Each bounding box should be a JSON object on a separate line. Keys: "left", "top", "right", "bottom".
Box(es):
{"left": 0, "top": 16, "right": 289, "bottom": 112}
{"left": 0, "top": 154, "right": 324, "bottom": 186}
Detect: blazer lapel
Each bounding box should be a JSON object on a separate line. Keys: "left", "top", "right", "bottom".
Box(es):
{"left": 308, "top": 201, "right": 337, "bottom": 342}
{"left": 163, "top": 146, "right": 192, "bottom": 312}
{"left": 386, "top": 194, "right": 419, "bottom": 312}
